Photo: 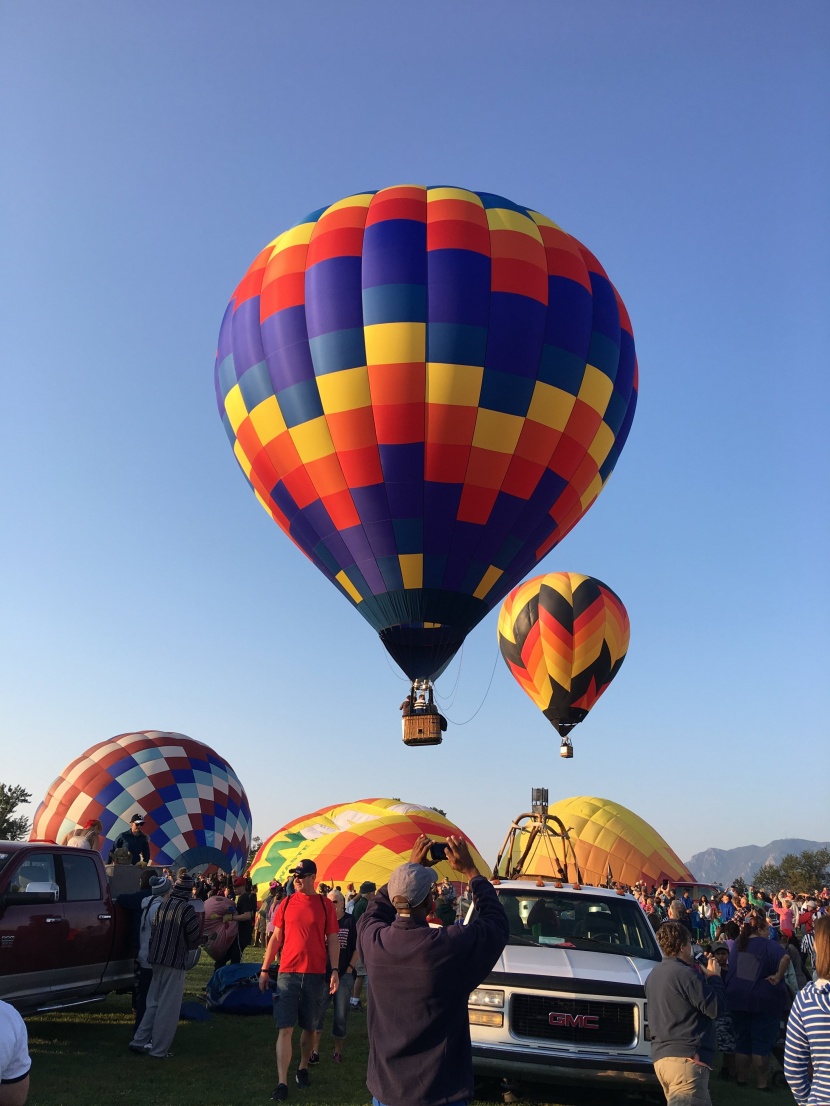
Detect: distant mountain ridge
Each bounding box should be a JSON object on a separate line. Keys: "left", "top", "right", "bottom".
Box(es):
{"left": 685, "top": 839, "right": 830, "bottom": 887}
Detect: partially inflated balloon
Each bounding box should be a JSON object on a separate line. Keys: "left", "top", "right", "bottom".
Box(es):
{"left": 215, "top": 187, "right": 638, "bottom": 680}
{"left": 516, "top": 795, "right": 695, "bottom": 887}
{"left": 249, "top": 797, "right": 486, "bottom": 893}
{"left": 31, "top": 731, "right": 252, "bottom": 873}
{"left": 498, "top": 572, "right": 629, "bottom": 737}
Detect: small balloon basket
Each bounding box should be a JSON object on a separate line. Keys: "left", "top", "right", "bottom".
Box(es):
{"left": 402, "top": 713, "right": 443, "bottom": 747}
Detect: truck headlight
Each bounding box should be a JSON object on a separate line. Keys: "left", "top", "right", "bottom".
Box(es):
{"left": 469, "top": 1009, "right": 504, "bottom": 1027}
{"left": 469, "top": 988, "right": 504, "bottom": 1007}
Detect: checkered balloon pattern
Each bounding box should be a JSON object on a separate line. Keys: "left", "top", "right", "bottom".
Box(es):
{"left": 31, "top": 731, "right": 252, "bottom": 873}
{"left": 498, "top": 572, "right": 630, "bottom": 738}
{"left": 249, "top": 797, "right": 487, "bottom": 894}
{"left": 215, "top": 186, "right": 638, "bottom": 680}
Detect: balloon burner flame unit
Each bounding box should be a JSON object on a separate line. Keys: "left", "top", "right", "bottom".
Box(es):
{"left": 531, "top": 788, "right": 549, "bottom": 815}
{"left": 559, "top": 736, "right": 574, "bottom": 759}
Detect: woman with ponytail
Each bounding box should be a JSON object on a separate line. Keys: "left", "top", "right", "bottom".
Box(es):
{"left": 725, "top": 910, "right": 789, "bottom": 1090}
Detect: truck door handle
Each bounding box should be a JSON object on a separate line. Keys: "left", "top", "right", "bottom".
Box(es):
{"left": 98, "top": 914, "right": 112, "bottom": 921}
{"left": 45, "top": 916, "right": 62, "bottom": 924}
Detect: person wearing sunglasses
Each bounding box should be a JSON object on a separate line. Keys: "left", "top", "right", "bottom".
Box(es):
{"left": 258, "top": 859, "right": 339, "bottom": 1102}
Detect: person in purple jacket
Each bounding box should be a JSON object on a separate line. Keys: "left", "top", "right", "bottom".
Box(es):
{"left": 357, "top": 834, "right": 508, "bottom": 1106}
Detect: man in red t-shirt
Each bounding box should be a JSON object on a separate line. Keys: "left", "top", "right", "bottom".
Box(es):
{"left": 259, "top": 859, "right": 339, "bottom": 1102}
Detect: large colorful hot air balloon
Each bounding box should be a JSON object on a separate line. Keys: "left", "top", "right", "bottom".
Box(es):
{"left": 215, "top": 186, "right": 638, "bottom": 682}
{"left": 31, "top": 731, "right": 252, "bottom": 873}
{"left": 249, "top": 797, "right": 487, "bottom": 893}
{"left": 498, "top": 572, "right": 629, "bottom": 750}
{"left": 510, "top": 795, "right": 694, "bottom": 888}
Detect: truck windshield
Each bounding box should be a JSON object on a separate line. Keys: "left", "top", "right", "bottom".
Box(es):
{"left": 494, "top": 889, "right": 661, "bottom": 961}
{"left": 0, "top": 853, "right": 12, "bottom": 876}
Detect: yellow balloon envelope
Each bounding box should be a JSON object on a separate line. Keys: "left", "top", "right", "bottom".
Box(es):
{"left": 515, "top": 796, "right": 694, "bottom": 887}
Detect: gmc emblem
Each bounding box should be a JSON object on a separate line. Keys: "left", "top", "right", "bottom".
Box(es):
{"left": 549, "top": 1012, "right": 599, "bottom": 1029}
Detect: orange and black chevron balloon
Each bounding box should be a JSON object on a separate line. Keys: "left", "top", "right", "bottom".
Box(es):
{"left": 497, "top": 572, "right": 629, "bottom": 738}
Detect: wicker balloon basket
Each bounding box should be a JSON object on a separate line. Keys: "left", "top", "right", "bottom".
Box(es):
{"left": 402, "top": 713, "right": 443, "bottom": 747}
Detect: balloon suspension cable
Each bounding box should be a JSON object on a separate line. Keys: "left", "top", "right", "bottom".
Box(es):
{"left": 382, "top": 646, "right": 410, "bottom": 682}
{"left": 432, "top": 643, "right": 464, "bottom": 710}
{"left": 536, "top": 822, "right": 568, "bottom": 881}
{"left": 441, "top": 645, "right": 500, "bottom": 727}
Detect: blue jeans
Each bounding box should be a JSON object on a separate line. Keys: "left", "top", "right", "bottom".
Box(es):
{"left": 316, "top": 972, "right": 352, "bottom": 1038}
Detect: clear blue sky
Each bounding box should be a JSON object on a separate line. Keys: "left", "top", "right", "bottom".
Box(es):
{"left": 2, "top": 3, "right": 828, "bottom": 870}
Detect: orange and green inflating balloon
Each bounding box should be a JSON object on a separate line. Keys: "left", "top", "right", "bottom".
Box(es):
{"left": 498, "top": 571, "right": 629, "bottom": 738}
{"left": 215, "top": 187, "right": 638, "bottom": 681}
{"left": 249, "top": 797, "right": 487, "bottom": 895}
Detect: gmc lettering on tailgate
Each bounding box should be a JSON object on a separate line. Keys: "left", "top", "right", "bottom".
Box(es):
{"left": 549, "top": 1012, "right": 599, "bottom": 1029}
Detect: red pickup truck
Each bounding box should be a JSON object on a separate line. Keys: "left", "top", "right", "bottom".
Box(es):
{"left": 0, "top": 840, "right": 134, "bottom": 1015}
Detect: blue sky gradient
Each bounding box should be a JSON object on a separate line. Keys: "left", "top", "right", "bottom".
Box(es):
{"left": 2, "top": 3, "right": 828, "bottom": 868}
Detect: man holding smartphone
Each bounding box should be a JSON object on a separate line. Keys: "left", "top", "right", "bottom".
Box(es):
{"left": 357, "top": 834, "right": 508, "bottom": 1106}
{"left": 644, "top": 921, "right": 725, "bottom": 1105}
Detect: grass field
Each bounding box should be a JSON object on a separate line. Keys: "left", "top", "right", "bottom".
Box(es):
{"left": 24, "top": 948, "right": 796, "bottom": 1106}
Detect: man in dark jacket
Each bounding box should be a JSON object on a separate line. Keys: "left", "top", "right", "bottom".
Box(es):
{"left": 109, "top": 813, "right": 151, "bottom": 865}
{"left": 357, "top": 834, "right": 508, "bottom": 1106}
{"left": 644, "top": 920, "right": 725, "bottom": 1105}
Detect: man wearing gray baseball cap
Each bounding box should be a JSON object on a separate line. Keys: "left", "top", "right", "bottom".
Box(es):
{"left": 357, "top": 833, "right": 508, "bottom": 1106}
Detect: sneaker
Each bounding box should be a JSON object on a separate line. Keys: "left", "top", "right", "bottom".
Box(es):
{"left": 271, "top": 1085, "right": 288, "bottom": 1101}
{"left": 127, "top": 1042, "right": 149, "bottom": 1055}
{"left": 296, "top": 1068, "right": 310, "bottom": 1088}
{"left": 332, "top": 1052, "right": 343, "bottom": 1063}
{"left": 148, "top": 1051, "right": 173, "bottom": 1059}
{"left": 308, "top": 1051, "right": 320, "bottom": 1066}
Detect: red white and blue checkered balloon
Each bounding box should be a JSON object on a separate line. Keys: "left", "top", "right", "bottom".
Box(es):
{"left": 31, "top": 730, "right": 252, "bottom": 873}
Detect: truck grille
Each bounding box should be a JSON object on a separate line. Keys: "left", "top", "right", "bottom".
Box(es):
{"left": 511, "top": 995, "right": 636, "bottom": 1047}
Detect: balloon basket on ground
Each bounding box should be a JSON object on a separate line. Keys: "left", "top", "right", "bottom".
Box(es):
{"left": 402, "top": 713, "right": 443, "bottom": 747}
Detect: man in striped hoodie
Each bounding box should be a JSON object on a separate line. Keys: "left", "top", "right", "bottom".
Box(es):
{"left": 128, "top": 874, "right": 202, "bottom": 1060}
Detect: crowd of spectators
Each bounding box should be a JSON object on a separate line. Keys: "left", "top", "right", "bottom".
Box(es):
{"left": 630, "top": 879, "right": 829, "bottom": 1096}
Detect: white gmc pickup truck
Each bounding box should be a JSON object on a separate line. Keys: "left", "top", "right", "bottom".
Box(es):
{"left": 465, "top": 880, "right": 661, "bottom": 1091}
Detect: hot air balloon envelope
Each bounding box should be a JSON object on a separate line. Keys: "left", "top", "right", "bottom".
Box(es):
{"left": 513, "top": 795, "right": 694, "bottom": 888}
{"left": 216, "top": 187, "right": 638, "bottom": 680}
{"left": 249, "top": 797, "right": 486, "bottom": 893}
{"left": 31, "top": 731, "right": 252, "bottom": 874}
{"left": 498, "top": 572, "right": 630, "bottom": 739}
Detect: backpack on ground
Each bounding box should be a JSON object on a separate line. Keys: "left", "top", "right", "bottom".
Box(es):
{"left": 205, "top": 963, "right": 273, "bottom": 1015}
